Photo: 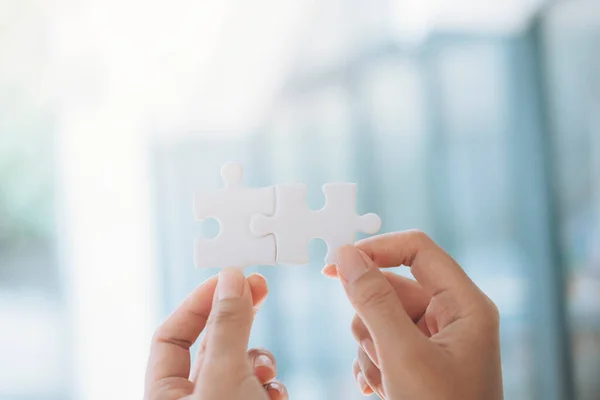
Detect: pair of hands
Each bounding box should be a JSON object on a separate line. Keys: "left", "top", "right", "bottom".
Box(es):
{"left": 144, "top": 230, "right": 504, "bottom": 400}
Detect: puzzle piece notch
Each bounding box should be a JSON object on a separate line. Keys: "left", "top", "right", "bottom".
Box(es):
{"left": 194, "top": 162, "right": 276, "bottom": 269}
{"left": 250, "top": 183, "right": 382, "bottom": 265}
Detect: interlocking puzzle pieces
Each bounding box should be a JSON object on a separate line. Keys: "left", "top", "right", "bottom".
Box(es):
{"left": 193, "top": 162, "right": 382, "bottom": 268}
{"left": 250, "top": 183, "right": 382, "bottom": 265}
{"left": 193, "top": 162, "right": 277, "bottom": 269}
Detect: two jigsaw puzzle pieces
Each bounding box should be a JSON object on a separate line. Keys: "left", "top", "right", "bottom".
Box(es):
{"left": 193, "top": 162, "right": 381, "bottom": 268}
{"left": 250, "top": 183, "right": 381, "bottom": 265}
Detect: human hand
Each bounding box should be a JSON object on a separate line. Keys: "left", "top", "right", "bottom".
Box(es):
{"left": 145, "top": 269, "right": 288, "bottom": 400}
{"left": 323, "top": 231, "right": 503, "bottom": 399}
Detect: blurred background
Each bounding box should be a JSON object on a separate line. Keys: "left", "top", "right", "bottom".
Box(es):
{"left": 1, "top": 0, "right": 599, "bottom": 399}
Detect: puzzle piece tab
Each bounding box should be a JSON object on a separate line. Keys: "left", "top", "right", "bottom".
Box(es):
{"left": 250, "top": 183, "right": 381, "bottom": 265}
{"left": 193, "top": 162, "right": 276, "bottom": 268}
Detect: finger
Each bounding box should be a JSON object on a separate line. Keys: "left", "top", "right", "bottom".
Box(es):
{"left": 204, "top": 268, "right": 254, "bottom": 370}
{"left": 356, "top": 230, "right": 477, "bottom": 300}
{"left": 352, "top": 272, "right": 432, "bottom": 360}
{"left": 353, "top": 357, "right": 360, "bottom": 380}
{"left": 145, "top": 275, "right": 218, "bottom": 392}
{"left": 321, "top": 264, "right": 337, "bottom": 278}
{"left": 327, "top": 264, "right": 433, "bottom": 335}
{"left": 382, "top": 272, "right": 430, "bottom": 320}
{"left": 190, "top": 273, "right": 269, "bottom": 382}
{"left": 264, "top": 380, "right": 289, "bottom": 400}
{"left": 349, "top": 272, "right": 430, "bottom": 322}
{"left": 353, "top": 358, "right": 373, "bottom": 396}
{"left": 336, "top": 245, "right": 426, "bottom": 357}
{"left": 247, "top": 348, "right": 277, "bottom": 384}
{"left": 247, "top": 273, "right": 269, "bottom": 310}
{"left": 352, "top": 315, "right": 379, "bottom": 366}
{"left": 358, "top": 347, "right": 383, "bottom": 398}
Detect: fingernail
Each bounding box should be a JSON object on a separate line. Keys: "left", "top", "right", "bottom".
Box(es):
{"left": 361, "top": 338, "right": 379, "bottom": 366}
{"left": 218, "top": 268, "right": 244, "bottom": 300}
{"left": 254, "top": 354, "right": 274, "bottom": 369}
{"left": 321, "top": 265, "right": 338, "bottom": 278}
{"left": 336, "top": 246, "right": 371, "bottom": 283}
{"left": 356, "top": 371, "right": 369, "bottom": 393}
{"left": 266, "top": 381, "right": 287, "bottom": 395}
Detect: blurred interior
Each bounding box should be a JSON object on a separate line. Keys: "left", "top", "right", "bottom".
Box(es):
{"left": 1, "top": 0, "right": 599, "bottom": 399}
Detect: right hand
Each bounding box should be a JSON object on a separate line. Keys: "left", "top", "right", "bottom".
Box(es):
{"left": 323, "top": 230, "right": 503, "bottom": 400}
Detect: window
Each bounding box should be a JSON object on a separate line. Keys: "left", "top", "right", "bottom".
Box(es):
{"left": 2, "top": 1, "right": 598, "bottom": 399}
{"left": 0, "top": 5, "right": 68, "bottom": 398}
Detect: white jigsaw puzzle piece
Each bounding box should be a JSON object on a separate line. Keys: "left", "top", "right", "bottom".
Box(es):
{"left": 250, "top": 183, "right": 381, "bottom": 265}
{"left": 194, "top": 162, "right": 276, "bottom": 268}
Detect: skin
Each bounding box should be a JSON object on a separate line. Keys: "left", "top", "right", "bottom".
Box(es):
{"left": 323, "top": 230, "right": 504, "bottom": 400}
{"left": 145, "top": 229, "right": 503, "bottom": 400}
{"left": 144, "top": 271, "right": 288, "bottom": 400}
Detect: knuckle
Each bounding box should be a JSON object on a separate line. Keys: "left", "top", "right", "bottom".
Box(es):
{"left": 150, "top": 327, "right": 192, "bottom": 350}
{"left": 429, "top": 294, "right": 461, "bottom": 328}
{"left": 351, "top": 315, "right": 367, "bottom": 337}
{"left": 353, "top": 279, "right": 397, "bottom": 311}
{"left": 151, "top": 320, "right": 170, "bottom": 344}
{"left": 150, "top": 329, "right": 162, "bottom": 346}
{"left": 352, "top": 358, "right": 360, "bottom": 376}
{"left": 362, "top": 363, "right": 380, "bottom": 384}
{"left": 473, "top": 294, "right": 501, "bottom": 331}
{"left": 484, "top": 297, "right": 501, "bottom": 327}
{"left": 407, "top": 229, "right": 432, "bottom": 245}
{"left": 210, "top": 300, "right": 251, "bottom": 327}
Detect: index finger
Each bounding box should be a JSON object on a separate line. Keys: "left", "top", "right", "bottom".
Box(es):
{"left": 356, "top": 230, "right": 475, "bottom": 299}
{"left": 145, "top": 275, "right": 218, "bottom": 391}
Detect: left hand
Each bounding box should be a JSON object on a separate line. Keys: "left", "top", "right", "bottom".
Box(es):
{"left": 144, "top": 269, "right": 288, "bottom": 400}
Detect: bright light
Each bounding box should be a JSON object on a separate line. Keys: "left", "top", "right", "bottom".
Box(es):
{"left": 391, "top": 0, "right": 547, "bottom": 39}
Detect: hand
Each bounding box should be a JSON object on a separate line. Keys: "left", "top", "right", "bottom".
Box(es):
{"left": 145, "top": 269, "right": 288, "bottom": 400}
{"left": 323, "top": 230, "right": 503, "bottom": 400}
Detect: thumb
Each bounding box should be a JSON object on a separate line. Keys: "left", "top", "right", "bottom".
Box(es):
{"left": 205, "top": 268, "right": 254, "bottom": 369}
{"left": 336, "top": 246, "right": 424, "bottom": 355}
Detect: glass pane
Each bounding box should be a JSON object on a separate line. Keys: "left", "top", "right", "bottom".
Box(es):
{"left": 152, "top": 37, "right": 546, "bottom": 399}
{"left": 542, "top": 2, "right": 600, "bottom": 399}
{"left": 0, "top": 5, "right": 69, "bottom": 398}
{"left": 426, "top": 39, "right": 534, "bottom": 399}
{"left": 10, "top": 1, "right": 594, "bottom": 400}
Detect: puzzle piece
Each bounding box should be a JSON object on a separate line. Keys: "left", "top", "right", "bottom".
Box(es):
{"left": 193, "top": 162, "right": 276, "bottom": 268}
{"left": 250, "top": 183, "right": 381, "bottom": 265}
